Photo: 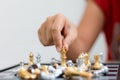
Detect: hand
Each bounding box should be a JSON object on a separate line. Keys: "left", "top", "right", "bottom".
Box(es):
{"left": 38, "top": 13, "right": 77, "bottom": 52}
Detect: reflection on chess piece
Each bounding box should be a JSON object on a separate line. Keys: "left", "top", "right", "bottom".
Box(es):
{"left": 29, "top": 52, "right": 34, "bottom": 65}
{"left": 60, "top": 46, "right": 67, "bottom": 67}
{"left": 93, "top": 55, "right": 101, "bottom": 70}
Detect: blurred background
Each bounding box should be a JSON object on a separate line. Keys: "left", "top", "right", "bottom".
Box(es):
{"left": 0, "top": 0, "right": 107, "bottom": 69}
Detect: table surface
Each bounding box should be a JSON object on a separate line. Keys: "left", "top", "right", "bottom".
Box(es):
{"left": 0, "top": 62, "right": 120, "bottom": 80}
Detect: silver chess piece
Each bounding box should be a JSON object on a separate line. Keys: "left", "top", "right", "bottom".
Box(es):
{"left": 99, "top": 52, "right": 104, "bottom": 67}
{"left": 36, "top": 54, "right": 41, "bottom": 68}
{"left": 66, "top": 60, "right": 74, "bottom": 67}
{"left": 20, "top": 61, "right": 25, "bottom": 68}
{"left": 93, "top": 66, "right": 108, "bottom": 77}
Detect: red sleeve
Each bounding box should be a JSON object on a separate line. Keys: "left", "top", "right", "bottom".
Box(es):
{"left": 94, "top": 0, "right": 111, "bottom": 22}
{"left": 94, "top": 0, "right": 112, "bottom": 60}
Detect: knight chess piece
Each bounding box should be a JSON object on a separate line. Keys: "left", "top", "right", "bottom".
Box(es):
{"left": 84, "top": 53, "right": 91, "bottom": 70}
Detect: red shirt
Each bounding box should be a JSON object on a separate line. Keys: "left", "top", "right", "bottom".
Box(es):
{"left": 95, "top": 0, "right": 120, "bottom": 61}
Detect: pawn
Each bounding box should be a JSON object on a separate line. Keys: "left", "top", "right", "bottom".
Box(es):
{"left": 93, "top": 55, "right": 101, "bottom": 70}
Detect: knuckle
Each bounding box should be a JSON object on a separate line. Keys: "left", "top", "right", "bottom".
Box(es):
{"left": 51, "top": 27, "right": 58, "bottom": 33}
{"left": 46, "top": 16, "right": 53, "bottom": 22}
{"left": 55, "top": 13, "right": 65, "bottom": 19}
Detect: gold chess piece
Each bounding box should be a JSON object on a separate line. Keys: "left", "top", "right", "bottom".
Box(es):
{"left": 93, "top": 54, "right": 101, "bottom": 70}
{"left": 41, "top": 65, "right": 49, "bottom": 74}
{"left": 18, "top": 67, "right": 31, "bottom": 79}
{"left": 64, "top": 67, "right": 93, "bottom": 78}
{"left": 84, "top": 53, "right": 91, "bottom": 67}
{"left": 34, "top": 68, "right": 41, "bottom": 75}
{"left": 29, "top": 52, "right": 34, "bottom": 65}
{"left": 60, "top": 46, "right": 67, "bottom": 67}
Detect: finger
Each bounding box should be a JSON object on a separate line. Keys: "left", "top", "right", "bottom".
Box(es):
{"left": 52, "top": 14, "right": 66, "bottom": 52}
{"left": 63, "top": 22, "right": 77, "bottom": 51}
{"left": 46, "top": 16, "right": 54, "bottom": 45}
{"left": 38, "top": 22, "right": 49, "bottom": 46}
{"left": 63, "top": 34, "right": 71, "bottom": 51}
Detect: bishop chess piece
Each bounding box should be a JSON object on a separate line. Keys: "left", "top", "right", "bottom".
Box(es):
{"left": 93, "top": 55, "right": 101, "bottom": 70}
{"left": 29, "top": 52, "right": 34, "bottom": 65}
{"left": 36, "top": 54, "right": 41, "bottom": 68}
{"left": 60, "top": 46, "right": 67, "bottom": 67}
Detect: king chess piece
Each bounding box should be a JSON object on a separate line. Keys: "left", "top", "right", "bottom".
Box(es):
{"left": 60, "top": 46, "right": 67, "bottom": 67}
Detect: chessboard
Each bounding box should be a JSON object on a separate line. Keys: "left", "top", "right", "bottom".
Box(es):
{"left": 0, "top": 62, "right": 120, "bottom": 80}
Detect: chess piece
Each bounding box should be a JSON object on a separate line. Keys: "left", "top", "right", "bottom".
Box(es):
{"left": 77, "top": 53, "right": 91, "bottom": 72}
{"left": 99, "top": 52, "right": 104, "bottom": 67}
{"left": 41, "top": 65, "right": 49, "bottom": 74}
{"left": 34, "top": 68, "right": 41, "bottom": 75}
{"left": 93, "top": 66, "right": 108, "bottom": 76}
{"left": 20, "top": 61, "right": 25, "bottom": 68}
{"left": 36, "top": 54, "right": 41, "bottom": 68}
{"left": 53, "top": 63, "right": 59, "bottom": 69}
{"left": 18, "top": 67, "right": 31, "bottom": 79}
{"left": 40, "top": 72, "right": 55, "bottom": 80}
{"left": 64, "top": 67, "right": 93, "bottom": 78}
{"left": 60, "top": 46, "right": 67, "bottom": 67}
{"left": 77, "top": 52, "right": 84, "bottom": 71}
{"left": 66, "top": 60, "right": 74, "bottom": 67}
{"left": 30, "top": 74, "right": 37, "bottom": 80}
{"left": 84, "top": 53, "right": 91, "bottom": 69}
{"left": 93, "top": 55, "right": 101, "bottom": 70}
{"left": 29, "top": 52, "right": 34, "bottom": 65}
